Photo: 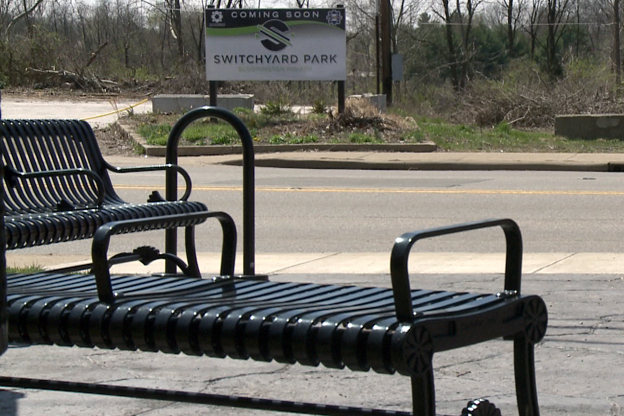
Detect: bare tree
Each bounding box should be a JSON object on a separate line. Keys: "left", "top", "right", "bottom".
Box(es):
{"left": 433, "top": 0, "right": 482, "bottom": 89}
{"left": 187, "top": 2, "right": 206, "bottom": 65}
{"left": 585, "top": 0, "right": 612, "bottom": 57}
{"left": 391, "top": 0, "right": 423, "bottom": 52}
{"left": 437, "top": 0, "right": 460, "bottom": 88}
{"left": 209, "top": 0, "right": 244, "bottom": 7}
{"left": 522, "top": 0, "right": 543, "bottom": 59}
{"left": 499, "top": 0, "right": 524, "bottom": 57}
{"left": 164, "top": 0, "right": 184, "bottom": 60}
{"left": 613, "top": 0, "right": 621, "bottom": 85}
{"left": 3, "top": 0, "right": 43, "bottom": 40}
{"left": 545, "top": 0, "right": 572, "bottom": 77}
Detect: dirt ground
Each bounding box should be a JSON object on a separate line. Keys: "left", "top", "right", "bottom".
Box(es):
{"left": 94, "top": 124, "right": 141, "bottom": 158}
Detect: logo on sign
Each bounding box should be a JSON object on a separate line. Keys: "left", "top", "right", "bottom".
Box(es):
{"left": 257, "top": 20, "right": 291, "bottom": 52}
{"left": 211, "top": 11, "right": 223, "bottom": 23}
{"left": 326, "top": 10, "right": 343, "bottom": 26}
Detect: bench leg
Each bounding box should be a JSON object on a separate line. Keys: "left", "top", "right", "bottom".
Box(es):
{"left": 411, "top": 368, "right": 435, "bottom": 416}
{"left": 184, "top": 225, "right": 201, "bottom": 277}
{"left": 514, "top": 336, "right": 540, "bottom": 416}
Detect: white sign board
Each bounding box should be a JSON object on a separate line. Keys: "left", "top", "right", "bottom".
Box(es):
{"left": 205, "top": 8, "right": 346, "bottom": 81}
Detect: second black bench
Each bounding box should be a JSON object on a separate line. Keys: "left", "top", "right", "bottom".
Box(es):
{"left": 2, "top": 107, "right": 256, "bottom": 276}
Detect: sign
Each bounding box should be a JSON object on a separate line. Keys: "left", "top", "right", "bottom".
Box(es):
{"left": 205, "top": 8, "right": 346, "bottom": 81}
{"left": 392, "top": 54, "right": 403, "bottom": 81}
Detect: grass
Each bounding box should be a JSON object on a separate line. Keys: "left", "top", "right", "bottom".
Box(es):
{"left": 423, "top": 119, "right": 624, "bottom": 152}
{"left": 348, "top": 132, "right": 383, "bottom": 144}
{"left": 128, "top": 109, "right": 624, "bottom": 153}
{"left": 7, "top": 264, "right": 45, "bottom": 274}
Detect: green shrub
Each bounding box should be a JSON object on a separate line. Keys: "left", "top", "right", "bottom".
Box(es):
{"left": 348, "top": 132, "right": 382, "bottom": 143}
{"left": 261, "top": 99, "right": 292, "bottom": 116}
{"left": 312, "top": 99, "right": 327, "bottom": 114}
{"left": 268, "top": 134, "right": 287, "bottom": 144}
{"left": 289, "top": 134, "right": 318, "bottom": 144}
{"left": 400, "top": 129, "right": 425, "bottom": 142}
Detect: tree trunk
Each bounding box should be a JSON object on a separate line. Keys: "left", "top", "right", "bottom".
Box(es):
{"left": 546, "top": 0, "right": 559, "bottom": 77}
{"left": 614, "top": 0, "right": 621, "bottom": 86}
{"left": 380, "top": 0, "right": 393, "bottom": 105}
{"left": 528, "top": 0, "right": 540, "bottom": 59}
{"left": 168, "top": 0, "right": 184, "bottom": 60}
{"left": 507, "top": 0, "right": 514, "bottom": 57}
{"left": 441, "top": 0, "right": 461, "bottom": 90}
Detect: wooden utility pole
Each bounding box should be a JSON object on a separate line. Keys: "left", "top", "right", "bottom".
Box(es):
{"left": 376, "top": 11, "right": 380, "bottom": 95}
{"left": 614, "top": 0, "right": 621, "bottom": 87}
{"left": 380, "top": 0, "right": 392, "bottom": 106}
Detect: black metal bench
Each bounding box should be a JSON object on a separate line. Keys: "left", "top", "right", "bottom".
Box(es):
{"left": 1, "top": 107, "right": 257, "bottom": 277}
{"left": 0, "top": 216, "right": 547, "bottom": 415}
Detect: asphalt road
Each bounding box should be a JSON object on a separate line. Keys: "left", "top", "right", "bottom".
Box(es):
{"left": 6, "top": 163, "right": 624, "bottom": 276}
{"left": 3, "top": 94, "right": 624, "bottom": 256}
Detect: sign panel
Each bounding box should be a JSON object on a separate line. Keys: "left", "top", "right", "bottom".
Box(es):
{"left": 205, "top": 8, "right": 346, "bottom": 81}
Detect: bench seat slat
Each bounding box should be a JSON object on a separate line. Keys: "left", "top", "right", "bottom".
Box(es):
{"left": 5, "top": 200, "right": 208, "bottom": 249}
{"left": 7, "top": 272, "right": 540, "bottom": 378}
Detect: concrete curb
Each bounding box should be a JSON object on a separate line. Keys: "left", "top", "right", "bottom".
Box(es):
{"left": 234, "top": 158, "right": 613, "bottom": 171}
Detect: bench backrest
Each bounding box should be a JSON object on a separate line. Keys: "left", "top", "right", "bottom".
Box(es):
{"left": 1, "top": 119, "right": 120, "bottom": 215}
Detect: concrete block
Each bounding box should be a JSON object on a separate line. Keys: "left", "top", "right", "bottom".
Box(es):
{"left": 347, "top": 94, "right": 387, "bottom": 112}
{"left": 152, "top": 94, "right": 254, "bottom": 113}
{"left": 555, "top": 114, "right": 624, "bottom": 140}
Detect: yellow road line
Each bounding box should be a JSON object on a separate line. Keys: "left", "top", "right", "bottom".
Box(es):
{"left": 114, "top": 185, "right": 624, "bottom": 196}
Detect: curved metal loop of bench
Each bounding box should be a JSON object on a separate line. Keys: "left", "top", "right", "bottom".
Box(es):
{"left": 105, "top": 163, "right": 193, "bottom": 202}
{"left": 4, "top": 165, "right": 106, "bottom": 208}
{"left": 164, "top": 106, "right": 256, "bottom": 276}
{"left": 92, "top": 210, "right": 237, "bottom": 303}
{"left": 390, "top": 218, "right": 523, "bottom": 322}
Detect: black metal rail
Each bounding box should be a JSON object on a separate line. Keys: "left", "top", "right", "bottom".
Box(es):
{"left": 164, "top": 106, "right": 256, "bottom": 276}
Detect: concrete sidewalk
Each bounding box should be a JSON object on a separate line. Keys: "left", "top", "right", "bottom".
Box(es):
{"left": 212, "top": 150, "right": 624, "bottom": 172}
{"left": 7, "top": 251, "right": 624, "bottom": 276}
{"left": 101, "top": 146, "right": 624, "bottom": 173}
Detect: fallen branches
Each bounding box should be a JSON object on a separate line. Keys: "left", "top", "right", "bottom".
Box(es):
{"left": 25, "top": 68, "right": 119, "bottom": 92}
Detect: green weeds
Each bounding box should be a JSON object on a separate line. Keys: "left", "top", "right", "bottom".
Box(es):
{"left": 7, "top": 264, "right": 44, "bottom": 274}
{"left": 130, "top": 110, "right": 624, "bottom": 153}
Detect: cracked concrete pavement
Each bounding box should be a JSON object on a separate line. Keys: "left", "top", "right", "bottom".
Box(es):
{"left": 1, "top": 270, "right": 622, "bottom": 416}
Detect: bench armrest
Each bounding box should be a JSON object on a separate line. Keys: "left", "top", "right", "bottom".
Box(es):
{"left": 389, "top": 218, "right": 523, "bottom": 322}
{"left": 4, "top": 166, "right": 105, "bottom": 207}
{"left": 91, "top": 211, "right": 237, "bottom": 303}
{"left": 105, "top": 163, "right": 193, "bottom": 201}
